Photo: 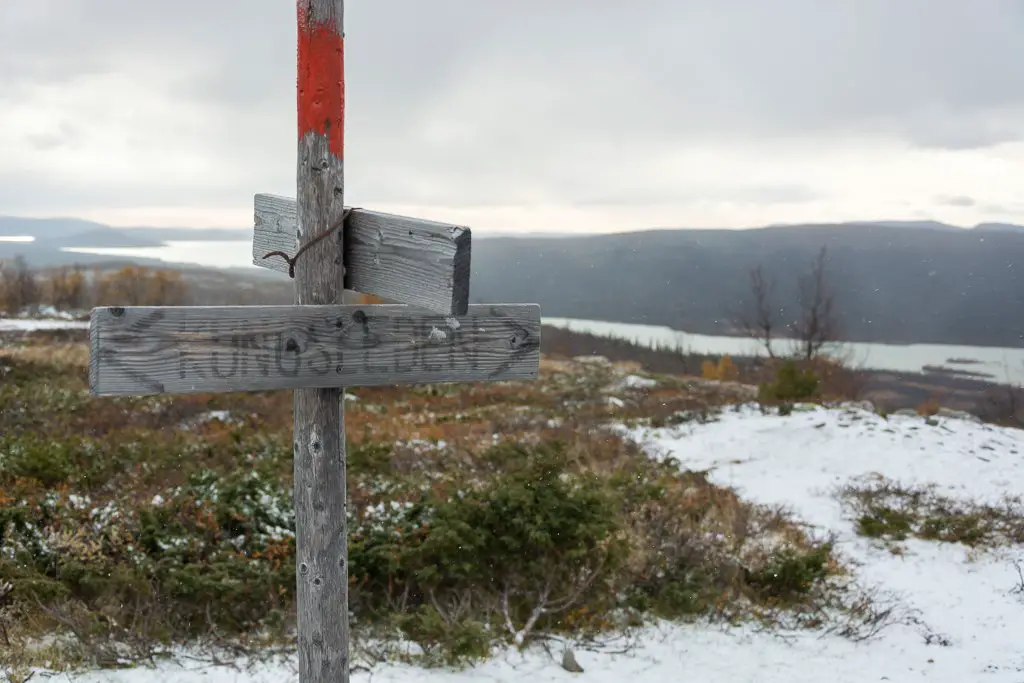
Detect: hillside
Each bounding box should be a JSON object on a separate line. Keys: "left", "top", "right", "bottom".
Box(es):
{"left": 0, "top": 215, "right": 249, "bottom": 267}
{"left": 5, "top": 215, "right": 1024, "bottom": 348}
{"left": 3, "top": 330, "right": 1023, "bottom": 681}
{"left": 468, "top": 223, "right": 1024, "bottom": 348}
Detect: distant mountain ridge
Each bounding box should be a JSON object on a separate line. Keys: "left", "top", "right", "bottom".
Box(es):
{"left": 4, "top": 214, "right": 1022, "bottom": 247}
{"left": 0, "top": 215, "right": 580, "bottom": 249}
{"left": 0, "top": 216, "right": 251, "bottom": 246}
{"left": 3, "top": 214, "right": 1024, "bottom": 348}
{"left": 467, "top": 222, "right": 1024, "bottom": 349}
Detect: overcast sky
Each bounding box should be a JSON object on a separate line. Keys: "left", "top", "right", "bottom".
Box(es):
{"left": 1, "top": 1, "right": 1023, "bottom": 234}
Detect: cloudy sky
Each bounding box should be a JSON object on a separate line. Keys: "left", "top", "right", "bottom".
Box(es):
{"left": 1, "top": 1, "right": 1023, "bottom": 234}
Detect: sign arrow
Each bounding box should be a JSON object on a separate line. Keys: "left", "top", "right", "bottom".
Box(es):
{"left": 89, "top": 304, "right": 540, "bottom": 396}
{"left": 487, "top": 305, "right": 541, "bottom": 379}
{"left": 94, "top": 308, "right": 170, "bottom": 394}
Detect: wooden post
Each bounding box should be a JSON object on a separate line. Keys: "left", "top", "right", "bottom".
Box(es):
{"left": 87, "top": 6, "right": 542, "bottom": 680}
{"left": 294, "top": 1, "right": 349, "bottom": 681}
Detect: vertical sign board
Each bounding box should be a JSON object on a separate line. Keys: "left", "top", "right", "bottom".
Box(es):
{"left": 253, "top": 193, "right": 472, "bottom": 315}
{"left": 87, "top": 2, "right": 542, "bottom": 682}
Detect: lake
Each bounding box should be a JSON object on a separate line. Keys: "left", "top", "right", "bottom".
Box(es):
{"left": 57, "top": 242, "right": 1024, "bottom": 386}
{"left": 543, "top": 317, "right": 1024, "bottom": 386}
{"left": 64, "top": 241, "right": 255, "bottom": 270}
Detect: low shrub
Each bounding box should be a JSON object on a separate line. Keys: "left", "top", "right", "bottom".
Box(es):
{"left": 745, "top": 543, "right": 833, "bottom": 602}
{"left": 759, "top": 360, "right": 820, "bottom": 404}
{"left": 1, "top": 437, "right": 845, "bottom": 669}
{"left": 349, "top": 441, "right": 629, "bottom": 650}
{"left": 839, "top": 476, "right": 1024, "bottom": 548}
{"left": 1, "top": 341, "right": 857, "bottom": 672}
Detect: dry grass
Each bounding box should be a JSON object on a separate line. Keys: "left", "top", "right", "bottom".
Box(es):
{"left": 0, "top": 342, "right": 90, "bottom": 370}
{"left": 0, "top": 334, "right": 873, "bottom": 673}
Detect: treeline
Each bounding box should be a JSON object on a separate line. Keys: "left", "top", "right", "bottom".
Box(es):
{"left": 0, "top": 256, "right": 189, "bottom": 315}
{"left": 540, "top": 324, "right": 722, "bottom": 377}
{"left": 1, "top": 255, "right": 428, "bottom": 316}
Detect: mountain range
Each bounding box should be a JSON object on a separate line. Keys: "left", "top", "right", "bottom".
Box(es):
{"left": 467, "top": 221, "right": 1024, "bottom": 349}
{"left": 2, "top": 214, "right": 1024, "bottom": 349}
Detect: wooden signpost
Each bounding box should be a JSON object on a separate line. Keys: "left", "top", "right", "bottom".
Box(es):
{"left": 87, "top": 2, "right": 541, "bottom": 681}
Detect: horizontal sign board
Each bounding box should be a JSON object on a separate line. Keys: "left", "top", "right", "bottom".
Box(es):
{"left": 89, "top": 304, "right": 540, "bottom": 396}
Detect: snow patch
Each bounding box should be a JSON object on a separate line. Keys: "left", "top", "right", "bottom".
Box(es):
{"left": 618, "top": 374, "right": 658, "bottom": 389}
{"left": 0, "top": 318, "right": 89, "bottom": 331}
{"left": 623, "top": 403, "right": 1024, "bottom": 679}
{"left": 34, "top": 403, "right": 1024, "bottom": 682}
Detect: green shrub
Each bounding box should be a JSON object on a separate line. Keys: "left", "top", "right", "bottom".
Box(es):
{"left": 759, "top": 361, "right": 819, "bottom": 403}
{"left": 857, "top": 508, "right": 914, "bottom": 540}
{"left": 411, "top": 442, "right": 624, "bottom": 589}
{"left": 1, "top": 431, "right": 851, "bottom": 669}
{"left": 393, "top": 604, "right": 492, "bottom": 667}
{"left": 841, "top": 477, "right": 1024, "bottom": 548}
{"left": 637, "top": 564, "right": 719, "bottom": 617}
{"left": 348, "top": 441, "right": 628, "bottom": 660}
{"left": 0, "top": 437, "right": 75, "bottom": 487}
{"left": 745, "top": 542, "right": 833, "bottom": 602}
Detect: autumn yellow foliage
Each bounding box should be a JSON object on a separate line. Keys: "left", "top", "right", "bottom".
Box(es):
{"left": 701, "top": 354, "right": 739, "bottom": 382}
{"left": 94, "top": 265, "right": 189, "bottom": 306}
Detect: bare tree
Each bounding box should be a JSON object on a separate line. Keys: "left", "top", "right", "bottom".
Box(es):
{"left": 0, "top": 255, "right": 39, "bottom": 315}
{"left": 735, "top": 264, "right": 779, "bottom": 358}
{"left": 44, "top": 265, "right": 88, "bottom": 311}
{"left": 735, "top": 246, "right": 841, "bottom": 362}
{"left": 791, "top": 246, "right": 840, "bottom": 361}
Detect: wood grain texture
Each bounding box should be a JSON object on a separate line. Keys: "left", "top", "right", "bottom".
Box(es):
{"left": 253, "top": 193, "right": 471, "bottom": 316}
{"left": 296, "top": 1, "right": 348, "bottom": 681}
{"left": 87, "top": 303, "right": 541, "bottom": 396}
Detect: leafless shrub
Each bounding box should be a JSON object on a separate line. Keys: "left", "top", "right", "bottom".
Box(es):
{"left": 1010, "top": 560, "right": 1024, "bottom": 599}
{"left": 500, "top": 563, "right": 605, "bottom": 647}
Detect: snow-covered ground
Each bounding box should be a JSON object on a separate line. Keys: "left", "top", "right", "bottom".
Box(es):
{"left": 0, "top": 318, "right": 89, "bottom": 331}
{"left": 32, "top": 405, "right": 1024, "bottom": 682}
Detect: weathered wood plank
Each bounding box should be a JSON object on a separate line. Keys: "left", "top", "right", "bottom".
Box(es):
{"left": 88, "top": 303, "right": 541, "bottom": 396}
{"left": 254, "top": 193, "right": 472, "bottom": 316}
{"left": 295, "top": 3, "right": 349, "bottom": 681}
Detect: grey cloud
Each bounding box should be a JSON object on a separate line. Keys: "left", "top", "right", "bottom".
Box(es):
{"left": 2, "top": 0, "right": 1024, "bottom": 218}
{"left": 25, "top": 121, "right": 84, "bottom": 151}
{"left": 936, "top": 195, "right": 977, "bottom": 208}
{"left": 0, "top": 168, "right": 251, "bottom": 216}
{"left": 978, "top": 201, "right": 1024, "bottom": 216}
{"left": 6, "top": 1, "right": 1024, "bottom": 138}
{"left": 934, "top": 198, "right": 1024, "bottom": 217}
{"left": 571, "top": 185, "right": 822, "bottom": 209}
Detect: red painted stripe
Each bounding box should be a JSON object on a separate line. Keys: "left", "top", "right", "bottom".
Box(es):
{"left": 297, "top": 4, "right": 345, "bottom": 159}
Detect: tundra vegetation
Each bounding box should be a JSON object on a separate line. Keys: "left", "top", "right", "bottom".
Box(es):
{"left": 2, "top": 259, "right": 1018, "bottom": 678}
{"left": 0, "top": 328, "right": 888, "bottom": 675}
